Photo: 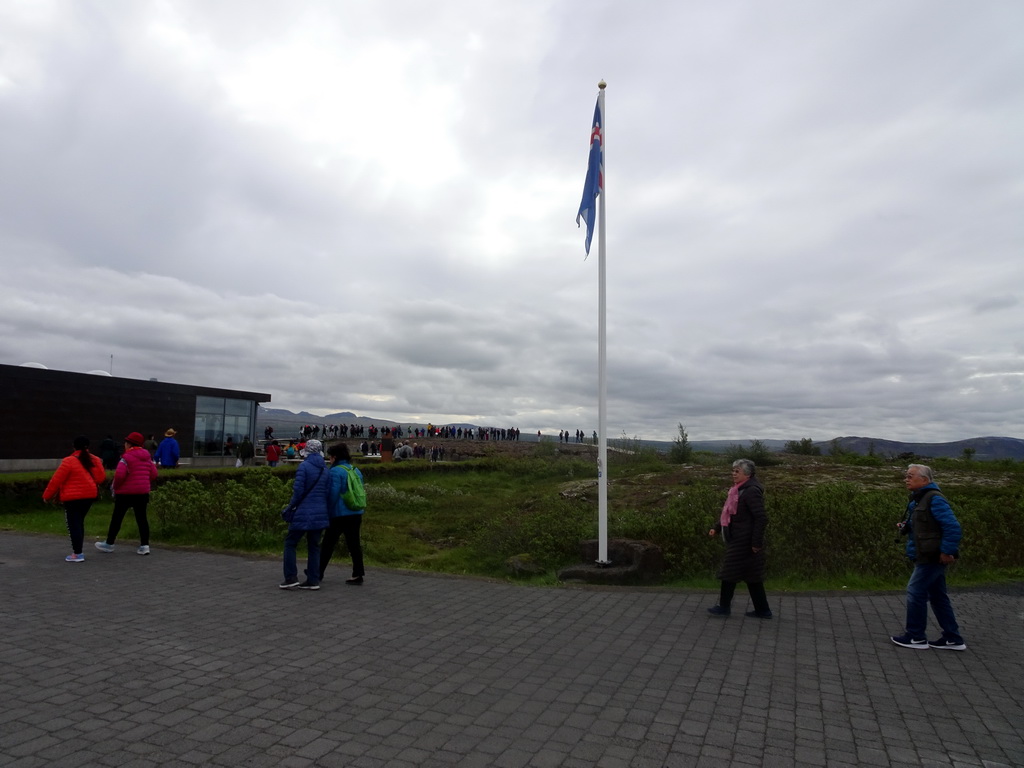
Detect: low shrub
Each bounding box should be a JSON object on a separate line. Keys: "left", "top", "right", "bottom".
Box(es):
{"left": 368, "top": 483, "right": 430, "bottom": 508}
{"left": 471, "top": 499, "right": 594, "bottom": 570}
{"left": 612, "top": 481, "right": 721, "bottom": 577}
{"left": 723, "top": 440, "right": 782, "bottom": 467}
{"left": 764, "top": 481, "right": 905, "bottom": 580}
{"left": 150, "top": 468, "right": 292, "bottom": 549}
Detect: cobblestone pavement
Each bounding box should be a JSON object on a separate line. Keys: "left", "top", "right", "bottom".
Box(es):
{"left": 1, "top": 533, "right": 1021, "bottom": 768}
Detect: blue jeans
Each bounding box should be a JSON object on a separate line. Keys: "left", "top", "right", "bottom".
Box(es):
{"left": 905, "top": 562, "right": 963, "bottom": 642}
{"left": 283, "top": 528, "right": 323, "bottom": 584}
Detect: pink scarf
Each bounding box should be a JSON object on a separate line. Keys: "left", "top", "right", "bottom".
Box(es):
{"left": 720, "top": 482, "right": 742, "bottom": 527}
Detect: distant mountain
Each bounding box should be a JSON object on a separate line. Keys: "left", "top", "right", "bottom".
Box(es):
{"left": 690, "top": 436, "right": 1024, "bottom": 460}
{"left": 820, "top": 436, "right": 1024, "bottom": 461}
{"left": 259, "top": 407, "right": 356, "bottom": 423}
{"left": 258, "top": 407, "right": 393, "bottom": 434}
{"left": 689, "top": 439, "right": 789, "bottom": 451}
{"left": 626, "top": 436, "right": 1024, "bottom": 461}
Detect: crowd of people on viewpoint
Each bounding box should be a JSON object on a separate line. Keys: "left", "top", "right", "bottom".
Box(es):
{"left": 559, "top": 429, "right": 598, "bottom": 444}
{"left": 42, "top": 426, "right": 967, "bottom": 648}
{"left": 270, "top": 423, "right": 523, "bottom": 442}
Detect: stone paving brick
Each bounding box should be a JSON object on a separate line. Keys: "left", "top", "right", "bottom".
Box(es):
{"left": 2, "top": 534, "right": 1023, "bottom": 767}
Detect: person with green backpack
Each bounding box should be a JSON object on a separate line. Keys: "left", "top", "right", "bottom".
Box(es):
{"left": 321, "top": 442, "right": 367, "bottom": 585}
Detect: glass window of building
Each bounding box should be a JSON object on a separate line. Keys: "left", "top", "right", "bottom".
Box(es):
{"left": 194, "top": 397, "right": 254, "bottom": 457}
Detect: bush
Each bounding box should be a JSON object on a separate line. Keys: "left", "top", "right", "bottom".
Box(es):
{"left": 764, "top": 481, "right": 906, "bottom": 580}
{"left": 611, "top": 481, "right": 721, "bottom": 577}
{"left": 784, "top": 438, "right": 821, "bottom": 456}
{"left": 689, "top": 451, "right": 726, "bottom": 467}
{"left": 533, "top": 440, "right": 558, "bottom": 458}
{"left": 668, "top": 424, "right": 693, "bottom": 463}
{"left": 723, "top": 439, "right": 781, "bottom": 467}
{"left": 945, "top": 487, "right": 1024, "bottom": 571}
{"left": 150, "top": 468, "right": 292, "bottom": 549}
{"left": 368, "top": 483, "right": 430, "bottom": 508}
{"left": 828, "top": 438, "right": 850, "bottom": 457}
{"left": 471, "top": 499, "right": 594, "bottom": 570}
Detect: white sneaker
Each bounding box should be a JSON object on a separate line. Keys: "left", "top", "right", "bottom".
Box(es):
{"left": 928, "top": 638, "right": 967, "bottom": 651}
{"left": 95, "top": 541, "right": 114, "bottom": 553}
{"left": 137, "top": 545, "right": 151, "bottom": 555}
{"left": 890, "top": 634, "right": 928, "bottom": 649}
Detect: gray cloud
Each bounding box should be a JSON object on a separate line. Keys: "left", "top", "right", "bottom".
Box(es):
{"left": 1, "top": 0, "right": 1022, "bottom": 442}
{"left": 972, "top": 295, "right": 1018, "bottom": 314}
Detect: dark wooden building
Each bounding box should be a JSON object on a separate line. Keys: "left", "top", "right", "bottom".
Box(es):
{"left": 1, "top": 363, "right": 270, "bottom": 468}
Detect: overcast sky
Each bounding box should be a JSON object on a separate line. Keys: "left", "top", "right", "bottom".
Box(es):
{"left": 2, "top": 1, "right": 1022, "bottom": 443}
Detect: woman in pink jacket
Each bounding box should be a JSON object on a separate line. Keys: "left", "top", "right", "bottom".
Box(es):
{"left": 43, "top": 435, "right": 107, "bottom": 562}
{"left": 95, "top": 432, "right": 158, "bottom": 556}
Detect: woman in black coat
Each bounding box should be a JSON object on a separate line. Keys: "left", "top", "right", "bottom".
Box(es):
{"left": 706, "top": 459, "right": 772, "bottom": 618}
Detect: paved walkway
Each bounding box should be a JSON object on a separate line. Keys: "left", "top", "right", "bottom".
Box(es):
{"left": 1, "top": 533, "right": 1021, "bottom": 768}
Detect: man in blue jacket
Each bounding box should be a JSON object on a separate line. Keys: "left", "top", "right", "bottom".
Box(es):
{"left": 154, "top": 428, "right": 180, "bottom": 468}
{"left": 891, "top": 464, "right": 967, "bottom": 651}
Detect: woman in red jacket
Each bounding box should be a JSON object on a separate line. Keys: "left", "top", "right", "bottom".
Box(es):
{"left": 43, "top": 436, "right": 107, "bottom": 562}
{"left": 265, "top": 439, "right": 282, "bottom": 467}
{"left": 95, "top": 432, "right": 158, "bottom": 556}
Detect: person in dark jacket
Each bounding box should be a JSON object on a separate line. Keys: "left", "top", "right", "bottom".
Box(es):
{"left": 238, "top": 436, "right": 255, "bottom": 466}
{"left": 99, "top": 435, "right": 119, "bottom": 470}
{"left": 706, "top": 459, "right": 772, "bottom": 618}
{"left": 890, "top": 464, "right": 966, "bottom": 650}
{"left": 280, "top": 439, "right": 330, "bottom": 590}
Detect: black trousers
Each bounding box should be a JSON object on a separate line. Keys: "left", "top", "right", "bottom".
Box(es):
{"left": 719, "top": 580, "right": 770, "bottom": 613}
{"left": 320, "top": 514, "right": 364, "bottom": 580}
{"left": 64, "top": 498, "right": 95, "bottom": 554}
{"left": 105, "top": 493, "right": 150, "bottom": 546}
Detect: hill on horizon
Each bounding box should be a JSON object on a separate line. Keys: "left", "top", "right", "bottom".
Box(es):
{"left": 821, "top": 435, "right": 1024, "bottom": 461}
{"left": 684, "top": 435, "right": 1024, "bottom": 461}
{"left": 258, "top": 407, "right": 482, "bottom": 434}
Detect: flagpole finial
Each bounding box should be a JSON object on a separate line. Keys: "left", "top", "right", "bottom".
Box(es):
{"left": 598, "top": 80, "right": 606, "bottom": 89}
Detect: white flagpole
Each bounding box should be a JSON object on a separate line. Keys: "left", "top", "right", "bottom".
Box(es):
{"left": 596, "top": 80, "right": 609, "bottom": 566}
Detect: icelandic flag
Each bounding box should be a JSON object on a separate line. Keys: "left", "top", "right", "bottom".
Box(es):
{"left": 576, "top": 98, "right": 603, "bottom": 256}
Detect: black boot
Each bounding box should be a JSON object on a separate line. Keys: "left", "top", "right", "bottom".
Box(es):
{"left": 708, "top": 581, "right": 736, "bottom": 617}
{"left": 745, "top": 582, "right": 772, "bottom": 618}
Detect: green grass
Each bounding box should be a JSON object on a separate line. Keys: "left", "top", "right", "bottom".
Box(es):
{"left": 4, "top": 444, "right": 1022, "bottom": 590}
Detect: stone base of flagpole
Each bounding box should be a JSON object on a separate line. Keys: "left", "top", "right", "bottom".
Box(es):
{"left": 557, "top": 539, "right": 664, "bottom": 585}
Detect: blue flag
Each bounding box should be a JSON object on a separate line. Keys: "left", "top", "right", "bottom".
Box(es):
{"left": 576, "top": 98, "right": 603, "bottom": 256}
